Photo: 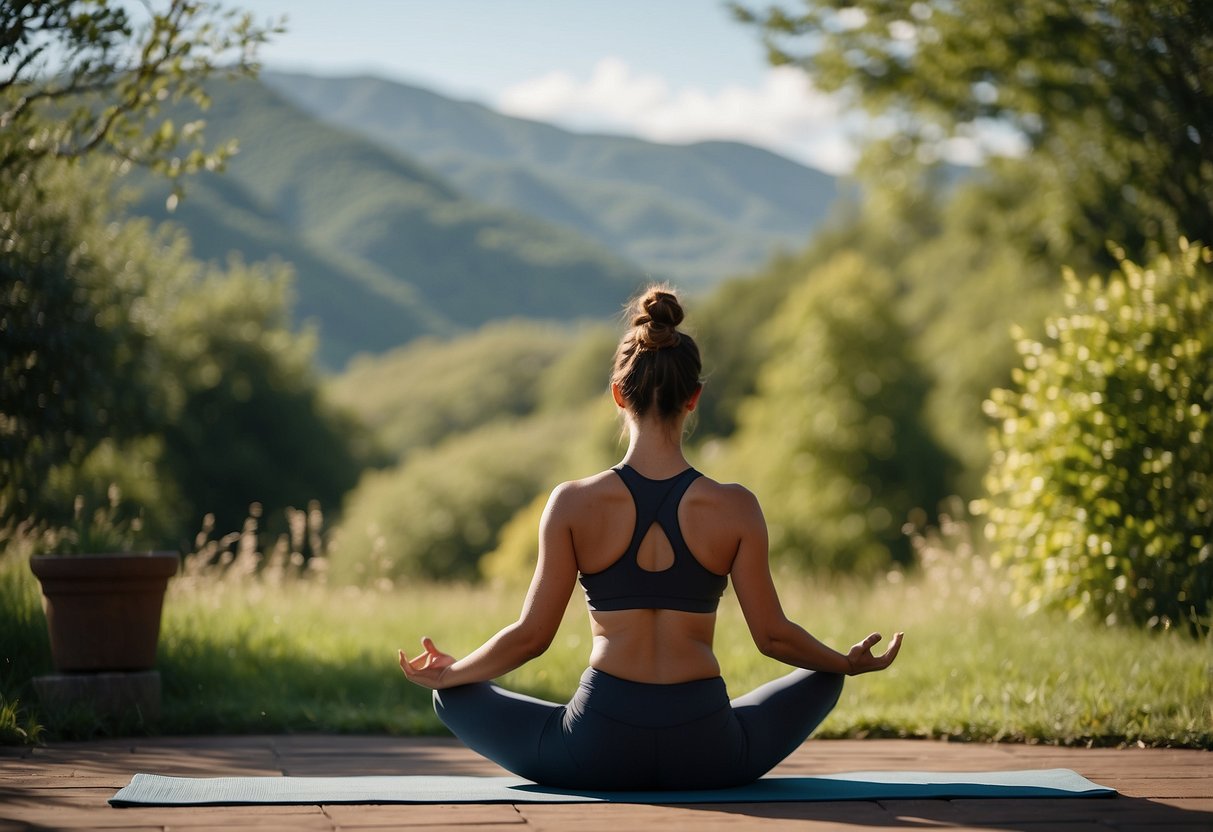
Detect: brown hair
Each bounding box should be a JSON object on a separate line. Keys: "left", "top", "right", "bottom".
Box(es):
{"left": 610, "top": 285, "right": 702, "bottom": 421}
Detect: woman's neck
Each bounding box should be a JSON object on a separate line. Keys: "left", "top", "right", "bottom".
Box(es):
{"left": 620, "top": 417, "right": 689, "bottom": 478}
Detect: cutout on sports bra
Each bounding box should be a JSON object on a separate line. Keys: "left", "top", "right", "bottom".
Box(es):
{"left": 635, "top": 521, "right": 675, "bottom": 573}
{"left": 578, "top": 464, "right": 727, "bottom": 613}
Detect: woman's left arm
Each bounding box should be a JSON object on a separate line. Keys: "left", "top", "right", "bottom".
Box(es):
{"left": 399, "top": 483, "right": 579, "bottom": 690}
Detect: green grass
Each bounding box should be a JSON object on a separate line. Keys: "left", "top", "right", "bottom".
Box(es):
{"left": 1, "top": 541, "right": 1209, "bottom": 746}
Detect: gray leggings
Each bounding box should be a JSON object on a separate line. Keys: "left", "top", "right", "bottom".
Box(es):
{"left": 432, "top": 667, "right": 844, "bottom": 790}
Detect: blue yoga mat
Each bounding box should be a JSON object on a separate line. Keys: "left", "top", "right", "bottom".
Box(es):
{"left": 110, "top": 769, "right": 1114, "bottom": 806}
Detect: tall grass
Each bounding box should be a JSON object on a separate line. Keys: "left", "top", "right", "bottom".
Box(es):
{"left": 2, "top": 508, "right": 1209, "bottom": 746}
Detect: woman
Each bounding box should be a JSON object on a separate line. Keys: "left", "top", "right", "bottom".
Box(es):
{"left": 399, "top": 286, "right": 903, "bottom": 790}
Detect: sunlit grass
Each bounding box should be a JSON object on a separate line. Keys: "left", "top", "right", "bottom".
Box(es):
{"left": 2, "top": 525, "right": 1209, "bottom": 746}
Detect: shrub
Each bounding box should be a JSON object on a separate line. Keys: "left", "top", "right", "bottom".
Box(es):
{"left": 980, "top": 242, "right": 1213, "bottom": 631}
{"left": 331, "top": 414, "right": 576, "bottom": 583}
{"left": 327, "top": 321, "right": 572, "bottom": 459}
{"left": 723, "top": 251, "right": 955, "bottom": 572}
{"left": 478, "top": 492, "right": 550, "bottom": 585}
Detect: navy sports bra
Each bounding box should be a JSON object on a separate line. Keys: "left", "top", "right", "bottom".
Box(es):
{"left": 579, "top": 465, "right": 728, "bottom": 613}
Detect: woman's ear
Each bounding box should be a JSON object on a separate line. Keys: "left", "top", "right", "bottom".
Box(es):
{"left": 611, "top": 382, "right": 627, "bottom": 409}
{"left": 686, "top": 384, "right": 703, "bottom": 412}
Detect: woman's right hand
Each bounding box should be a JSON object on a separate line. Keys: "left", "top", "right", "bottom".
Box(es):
{"left": 398, "top": 636, "right": 457, "bottom": 689}
{"left": 845, "top": 631, "right": 903, "bottom": 675}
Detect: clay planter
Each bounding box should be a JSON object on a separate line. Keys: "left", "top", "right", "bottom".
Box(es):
{"left": 29, "top": 552, "right": 180, "bottom": 673}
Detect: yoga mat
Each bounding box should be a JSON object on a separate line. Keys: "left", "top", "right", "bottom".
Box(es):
{"left": 110, "top": 769, "right": 1114, "bottom": 807}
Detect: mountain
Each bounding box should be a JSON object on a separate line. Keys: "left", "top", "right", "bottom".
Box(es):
{"left": 130, "top": 77, "right": 644, "bottom": 368}
{"left": 261, "top": 72, "right": 839, "bottom": 289}
{"left": 128, "top": 169, "right": 446, "bottom": 366}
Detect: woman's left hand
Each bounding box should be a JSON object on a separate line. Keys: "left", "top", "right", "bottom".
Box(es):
{"left": 398, "top": 637, "right": 457, "bottom": 689}
{"left": 845, "top": 631, "right": 903, "bottom": 675}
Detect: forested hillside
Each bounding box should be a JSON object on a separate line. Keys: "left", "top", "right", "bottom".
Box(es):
{"left": 129, "top": 78, "right": 645, "bottom": 367}
{"left": 122, "top": 74, "right": 845, "bottom": 369}
{"left": 262, "top": 71, "right": 839, "bottom": 289}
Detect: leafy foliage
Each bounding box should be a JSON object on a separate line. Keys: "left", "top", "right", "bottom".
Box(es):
{"left": 889, "top": 162, "right": 1068, "bottom": 487}
{"left": 477, "top": 402, "right": 621, "bottom": 583}
{"left": 324, "top": 321, "right": 628, "bottom": 584}
{"left": 478, "top": 491, "right": 551, "bottom": 585}
{"left": 332, "top": 394, "right": 622, "bottom": 584}
{"left": 733, "top": 0, "right": 1213, "bottom": 263}
{"left": 1, "top": 0, "right": 279, "bottom": 186}
{"left": 1, "top": 157, "right": 363, "bottom": 546}
{"left": 328, "top": 321, "right": 573, "bottom": 459}
{"left": 331, "top": 415, "right": 577, "bottom": 583}
{"left": 722, "top": 252, "right": 955, "bottom": 571}
{"left": 980, "top": 243, "right": 1213, "bottom": 631}
{"left": 535, "top": 324, "right": 617, "bottom": 413}
{"left": 2, "top": 162, "right": 168, "bottom": 525}
{"left": 155, "top": 260, "right": 364, "bottom": 539}
{"left": 690, "top": 248, "right": 822, "bottom": 442}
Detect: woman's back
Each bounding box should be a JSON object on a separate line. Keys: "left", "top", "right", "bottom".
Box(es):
{"left": 555, "top": 464, "right": 760, "bottom": 684}
{"left": 401, "top": 283, "right": 900, "bottom": 791}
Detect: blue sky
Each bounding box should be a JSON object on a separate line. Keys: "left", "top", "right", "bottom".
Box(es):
{"left": 242, "top": 0, "right": 862, "bottom": 173}
{"left": 237, "top": 1, "right": 1023, "bottom": 173}
{"left": 251, "top": 1, "right": 769, "bottom": 99}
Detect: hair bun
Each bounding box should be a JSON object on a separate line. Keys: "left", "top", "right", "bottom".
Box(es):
{"left": 632, "top": 288, "right": 684, "bottom": 350}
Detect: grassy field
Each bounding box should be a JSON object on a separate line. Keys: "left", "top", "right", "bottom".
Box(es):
{"left": 1, "top": 530, "right": 1210, "bottom": 747}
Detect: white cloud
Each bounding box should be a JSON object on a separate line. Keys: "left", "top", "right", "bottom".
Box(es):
{"left": 496, "top": 58, "right": 861, "bottom": 175}
{"left": 496, "top": 57, "right": 1027, "bottom": 175}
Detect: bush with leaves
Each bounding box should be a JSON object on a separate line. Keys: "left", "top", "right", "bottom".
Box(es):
{"left": 723, "top": 251, "right": 955, "bottom": 572}
{"left": 327, "top": 321, "right": 573, "bottom": 460}
{"left": 1, "top": 162, "right": 171, "bottom": 526}
{"left": 980, "top": 243, "right": 1213, "bottom": 631}
{"left": 477, "top": 402, "right": 621, "bottom": 583}
{"left": 332, "top": 415, "right": 576, "bottom": 583}
{"left": 156, "top": 259, "right": 365, "bottom": 540}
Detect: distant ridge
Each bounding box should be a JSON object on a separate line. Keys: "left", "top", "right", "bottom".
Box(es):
{"left": 131, "top": 77, "right": 644, "bottom": 368}
{"left": 262, "top": 71, "right": 839, "bottom": 288}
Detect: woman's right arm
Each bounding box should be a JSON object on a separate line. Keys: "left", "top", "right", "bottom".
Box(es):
{"left": 399, "top": 482, "right": 579, "bottom": 689}
{"left": 727, "top": 487, "right": 902, "bottom": 675}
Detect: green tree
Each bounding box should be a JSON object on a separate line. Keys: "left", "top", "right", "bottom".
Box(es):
{"left": 1, "top": 162, "right": 169, "bottom": 524}
{"left": 892, "top": 162, "right": 1069, "bottom": 488}
{"left": 332, "top": 415, "right": 577, "bottom": 583}
{"left": 1, "top": 1, "right": 291, "bottom": 535}
{"left": 980, "top": 242, "right": 1213, "bottom": 631}
{"left": 691, "top": 248, "right": 821, "bottom": 442}
{"left": 156, "top": 260, "right": 364, "bottom": 540}
{"left": 724, "top": 251, "right": 955, "bottom": 571}
{"left": 734, "top": 0, "right": 1213, "bottom": 262}
{"left": 327, "top": 322, "right": 573, "bottom": 460}
{"left": 1, "top": 0, "right": 278, "bottom": 186}
{"left": 2, "top": 158, "right": 364, "bottom": 544}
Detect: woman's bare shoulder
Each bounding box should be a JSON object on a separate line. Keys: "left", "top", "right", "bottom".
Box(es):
{"left": 688, "top": 473, "right": 761, "bottom": 531}
{"left": 547, "top": 469, "right": 627, "bottom": 511}
{"left": 693, "top": 473, "right": 760, "bottom": 504}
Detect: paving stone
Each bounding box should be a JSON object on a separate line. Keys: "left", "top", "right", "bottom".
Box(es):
{"left": 515, "top": 802, "right": 918, "bottom": 831}
{"left": 322, "top": 803, "right": 522, "bottom": 827}
{"left": 1106, "top": 778, "right": 1213, "bottom": 799}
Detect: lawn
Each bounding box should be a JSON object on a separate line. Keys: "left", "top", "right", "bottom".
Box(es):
{"left": 2, "top": 534, "right": 1210, "bottom": 746}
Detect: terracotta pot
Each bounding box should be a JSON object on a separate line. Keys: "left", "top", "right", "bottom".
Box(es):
{"left": 29, "top": 552, "right": 180, "bottom": 673}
